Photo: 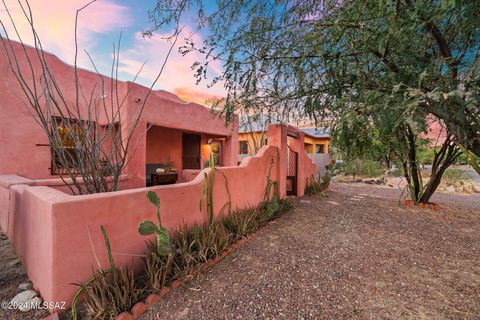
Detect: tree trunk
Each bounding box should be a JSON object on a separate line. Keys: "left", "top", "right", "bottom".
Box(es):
{"left": 400, "top": 126, "right": 460, "bottom": 204}
{"left": 383, "top": 155, "right": 391, "bottom": 170}
{"left": 419, "top": 138, "right": 460, "bottom": 203}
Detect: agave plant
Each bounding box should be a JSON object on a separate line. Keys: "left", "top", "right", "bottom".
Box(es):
{"left": 143, "top": 242, "right": 175, "bottom": 292}
{"left": 170, "top": 225, "right": 199, "bottom": 278}
{"left": 225, "top": 207, "right": 259, "bottom": 240}
{"left": 72, "top": 226, "right": 142, "bottom": 320}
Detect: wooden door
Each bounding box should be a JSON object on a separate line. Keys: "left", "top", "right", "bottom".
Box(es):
{"left": 182, "top": 133, "right": 201, "bottom": 169}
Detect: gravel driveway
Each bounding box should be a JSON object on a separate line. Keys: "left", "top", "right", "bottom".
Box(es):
{"left": 140, "top": 183, "right": 480, "bottom": 320}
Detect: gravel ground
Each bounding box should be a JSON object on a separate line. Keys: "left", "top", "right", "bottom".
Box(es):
{"left": 140, "top": 183, "right": 480, "bottom": 320}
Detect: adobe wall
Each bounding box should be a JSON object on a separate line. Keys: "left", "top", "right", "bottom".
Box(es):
{"left": 0, "top": 40, "right": 237, "bottom": 186}
{"left": 0, "top": 144, "right": 279, "bottom": 308}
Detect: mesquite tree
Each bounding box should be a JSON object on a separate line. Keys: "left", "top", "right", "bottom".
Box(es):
{"left": 333, "top": 98, "right": 461, "bottom": 204}
{"left": 147, "top": 0, "right": 480, "bottom": 165}
{"left": 0, "top": 0, "right": 178, "bottom": 194}
{"left": 144, "top": 0, "right": 479, "bottom": 203}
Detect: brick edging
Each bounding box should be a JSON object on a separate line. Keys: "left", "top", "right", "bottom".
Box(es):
{"left": 404, "top": 199, "right": 441, "bottom": 210}
{"left": 115, "top": 222, "right": 271, "bottom": 320}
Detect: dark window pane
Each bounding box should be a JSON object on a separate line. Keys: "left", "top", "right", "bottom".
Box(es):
{"left": 239, "top": 141, "right": 248, "bottom": 154}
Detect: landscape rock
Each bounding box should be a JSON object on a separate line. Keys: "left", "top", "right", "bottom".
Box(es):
{"left": 473, "top": 184, "right": 480, "bottom": 193}
{"left": 11, "top": 289, "right": 38, "bottom": 304}
{"left": 18, "top": 296, "right": 42, "bottom": 312}
{"left": 7, "top": 258, "right": 20, "bottom": 268}
{"left": 445, "top": 185, "right": 456, "bottom": 193}
{"left": 11, "top": 290, "right": 42, "bottom": 312}
{"left": 18, "top": 281, "right": 32, "bottom": 291}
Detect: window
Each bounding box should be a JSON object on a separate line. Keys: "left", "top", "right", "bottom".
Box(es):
{"left": 239, "top": 141, "right": 248, "bottom": 154}
{"left": 316, "top": 144, "right": 325, "bottom": 154}
{"left": 51, "top": 117, "right": 91, "bottom": 174}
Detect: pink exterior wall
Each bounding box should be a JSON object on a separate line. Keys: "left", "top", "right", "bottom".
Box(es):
{"left": 0, "top": 40, "right": 237, "bottom": 188}
{"left": 0, "top": 37, "right": 315, "bottom": 314}
{"left": 267, "top": 124, "right": 316, "bottom": 197}
{"left": 0, "top": 124, "right": 315, "bottom": 311}
{"left": 146, "top": 126, "right": 183, "bottom": 171}
{"left": 0, "top": 144, "right": 280, "bottom": 308}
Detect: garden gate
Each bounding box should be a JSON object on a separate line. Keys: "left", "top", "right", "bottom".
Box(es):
{"left": 286, "top": 145, "right": 298, "bottom": 195}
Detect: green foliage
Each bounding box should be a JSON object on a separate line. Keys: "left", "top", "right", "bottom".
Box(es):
{"left": 149, "top": 0, "right": 480, "bottom": 160}
{"left": 139, "top": 191, "right": 172, "bottom": 257}
{"left": 458, "top": 145, "right": 480, "bottom": 175}
{"left": 442, "top": 168, "right": 469, "bottom": 185}
{"left": 342, "top": 159, "right": 385, "bottom": 178}
{"left": 73, "top": 226, "right": 142, "bottom": 320}
{"left": 305, "top": 172, "right": 330, "bottom": 196}
{"left": 143, "top": 242, "right": 175, "bottom": 292}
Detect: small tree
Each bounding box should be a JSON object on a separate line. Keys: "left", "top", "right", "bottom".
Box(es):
{"left": 334, "top": 103, "right": 460, "bottom": 204}
{"left": 0, "top": 0, "right": 179, "bottom": 194}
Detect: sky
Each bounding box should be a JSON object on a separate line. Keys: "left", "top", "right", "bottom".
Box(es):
{"left": 0, "top": 0, "right": 225, "bottom": 103}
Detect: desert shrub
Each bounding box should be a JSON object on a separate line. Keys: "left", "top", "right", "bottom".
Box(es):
{"left": 305, "top": 172, "right": 331, "bottom": 195}
{"left": 222, "top": 197, "right": 292, "bottom": 242}
{"left": 222, "top": 206, "right": 261, "bottom": 241}
{"left": 84, "top": 266, "right": 142, "bottom": 320}
{"left": 191, "top": 222, "right": 231, "bottom": 263}
{"left": 442, "top": 168, "right": 469, "bottom": 185}
{"left": 170, "top": 225, "right": 200, "bottom": 278}
{"left": 143, "top": 242, "right": 175, "bottom": 292}
{"left": 73, "top": 226, "right": 142, "bottom": 320}
{"left": 343, "top": 158, "right": 384, "bottom": 178}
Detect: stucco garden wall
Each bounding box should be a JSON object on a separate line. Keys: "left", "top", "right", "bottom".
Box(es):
{"left": 0, "top": 144, "right": 282, "bottom": 308}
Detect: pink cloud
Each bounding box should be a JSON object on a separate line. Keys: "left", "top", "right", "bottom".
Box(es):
{"left": 0, "top": 0, "right": 132, "bottom": 66}
{"left": 118, "top": 28, "right": 226, "bottom": 98}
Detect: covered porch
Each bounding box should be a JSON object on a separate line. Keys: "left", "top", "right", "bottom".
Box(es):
{"left": 145, "top": 124, "right": 229, "bottom": 186}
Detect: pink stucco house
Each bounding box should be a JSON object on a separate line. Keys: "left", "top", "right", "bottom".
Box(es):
{"left": 0, "top": 40, "right": 316, "bottom": 311}
{"left": 0, "top": 40, "right": 238, "bottom": 190}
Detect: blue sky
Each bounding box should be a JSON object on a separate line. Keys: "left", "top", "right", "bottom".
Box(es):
{"left": 0, "top": 0, "right": 226, "bottom": 101}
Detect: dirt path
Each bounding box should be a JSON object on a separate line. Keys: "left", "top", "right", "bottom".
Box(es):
{"left": 140, "top": 183, "right": 480, "bottom": 319}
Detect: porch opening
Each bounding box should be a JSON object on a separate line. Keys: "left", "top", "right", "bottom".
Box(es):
{"left": 145, "top": 124, "right": 229, "bottom": 186}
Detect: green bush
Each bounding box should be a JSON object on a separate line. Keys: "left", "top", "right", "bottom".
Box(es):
{"left": 442, "top": 168, "right": 469, "bottom": 185}
{"left": 73, "top": 226, "right": 142, "bottom": 320}
{"left": 305, "top": 172, "right": 331, "bottom": 195}
{"left": 138, "top": 191, "right": 293, "bottom": 297}
{"left": 342, "top": 158, "right": 384, "bottom": 178}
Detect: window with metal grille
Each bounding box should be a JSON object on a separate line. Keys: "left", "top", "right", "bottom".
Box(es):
{"left": 51, "top": 117, "right": 92, "bottom": 175}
